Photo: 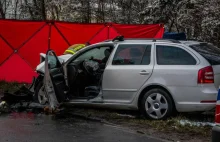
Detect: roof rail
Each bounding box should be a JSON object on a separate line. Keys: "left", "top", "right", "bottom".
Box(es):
{"left": 104, "top": 37, "right": 181, "bottom": 43}
{"left": 124, "top": 38, "right": 181, "bottom": 43}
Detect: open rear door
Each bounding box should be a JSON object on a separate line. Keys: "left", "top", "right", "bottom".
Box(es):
{"left": 44, "top": 50, "right": 67, "bottom": 110}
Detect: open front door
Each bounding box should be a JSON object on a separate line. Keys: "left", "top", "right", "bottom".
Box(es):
{"left": 44, "top": 50, "right": 67, "bottom": 110}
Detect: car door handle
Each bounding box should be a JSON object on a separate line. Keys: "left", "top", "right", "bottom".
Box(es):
{"left": 139, "top": 70, "right": 150, "bottom": 75}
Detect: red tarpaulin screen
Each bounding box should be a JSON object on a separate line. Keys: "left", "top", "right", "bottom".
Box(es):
{"left": 0, "top": 20, "right": 164, "bottom": 83}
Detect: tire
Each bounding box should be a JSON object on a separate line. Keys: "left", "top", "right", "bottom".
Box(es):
{"left": 34, "top": 81, "right": 48, "bottom": 105}
{"left": 140, "top": 88, "right": 174, "bottom": 120}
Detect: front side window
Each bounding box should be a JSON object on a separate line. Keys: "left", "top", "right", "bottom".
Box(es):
{"left": 112, "top": 44, "right": 151, "bottom": 65}
{"left": 156, "top": 45, "right": 196, "bottom": 65}
{"left": 74, "top": 46, "right": 111, "bottom": 62}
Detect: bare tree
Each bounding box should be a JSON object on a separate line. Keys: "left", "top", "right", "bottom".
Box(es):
{"left": 0, "top": 0, "right": 11, "bottom": 19}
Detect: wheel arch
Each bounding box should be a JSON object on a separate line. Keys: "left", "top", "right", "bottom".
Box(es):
{"left": 137, "top": 84, "right": 176, "bottom": 111}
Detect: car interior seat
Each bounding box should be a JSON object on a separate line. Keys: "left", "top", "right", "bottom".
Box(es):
{"left": 100, "top": 48, "right": 111, "bottom": 69}
{"left": 102, "top": 49, "right": 111, "bottom": 63}
{"left": 129, "top": 47, "right": 142, "bottom": 64}
{"left": 85, "top": 48, "right": 112, "bottom": 99}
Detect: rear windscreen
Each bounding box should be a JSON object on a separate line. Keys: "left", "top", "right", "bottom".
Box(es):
{"left": 189, "top": 43, "right": 220, "bottom": 65}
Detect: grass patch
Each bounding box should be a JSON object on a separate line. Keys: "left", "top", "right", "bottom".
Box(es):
{"left": 0, "top": 80, "right": 29, "bottom": 94}
{"left": 71, "top": 108, "right": 212, "bottom": 138}
{"left": 125, "top": 116, "right": 211, "bottom": 137}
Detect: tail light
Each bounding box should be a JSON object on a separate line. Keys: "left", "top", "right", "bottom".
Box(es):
{"left": 198, "top": 66, "right": 214, "bottom": 84}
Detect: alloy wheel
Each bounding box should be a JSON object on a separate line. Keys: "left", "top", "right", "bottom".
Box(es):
{"left": 38, "top": 85, "right": 48, "bottom": 105}
{"left": 145, "top": 93, "right": 168, "bottom": 119}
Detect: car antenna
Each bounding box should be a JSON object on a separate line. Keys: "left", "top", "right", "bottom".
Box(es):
{"left": 112, "top": 35, "right": 124, "bottom": 42}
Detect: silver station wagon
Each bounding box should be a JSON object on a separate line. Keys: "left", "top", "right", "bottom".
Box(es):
{"left": 33, "top": 36, "right": 219, "bottom": 120}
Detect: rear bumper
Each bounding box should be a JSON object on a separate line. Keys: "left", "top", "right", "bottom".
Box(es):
{"left": 176, "top": 103, "right": 215, "bottom": 112}
{"left": 212, "top": 126, "right": 220, "bottom": 142}
{"left": 167, "top": 85, "right": 217, "bottom": 112}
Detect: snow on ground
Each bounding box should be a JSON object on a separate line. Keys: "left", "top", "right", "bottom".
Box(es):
{"left": 179, "top": 119, "right": 215, "bottom": 127}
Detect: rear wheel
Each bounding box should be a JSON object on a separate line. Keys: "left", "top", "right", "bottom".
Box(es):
{"left": 140, "top": 88, "right": 173, "bottom": 120}
{"left": 34, "top": 81, "right": 48, "bottom": 105}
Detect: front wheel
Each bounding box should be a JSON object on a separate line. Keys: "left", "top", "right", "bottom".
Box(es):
{"left": 140, "top": 88, "right": 174, "bottom": 120}
{"left": 34, "top": 81, "right": 48, "bottom": 105}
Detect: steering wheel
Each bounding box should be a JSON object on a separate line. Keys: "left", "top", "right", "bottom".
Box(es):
{"left": 82, "top": 60, "right": 100, "bottom": 76}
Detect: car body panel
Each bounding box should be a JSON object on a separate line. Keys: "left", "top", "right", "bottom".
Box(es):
{"left": 102, "top": 43, "right": 154, "bottom": 103}
{"left": 39, "top": 40, "right": 218, "bottom": 112}
{"left": 138, "top": 43, "right": 217, "bottom": 111}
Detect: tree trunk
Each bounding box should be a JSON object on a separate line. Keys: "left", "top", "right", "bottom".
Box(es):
{"left": 24, "top": 0, "right": 34, "bottom": 19}
{"left": 0, "top": 1, "right": 5, "bottom": 19}
{"left": 127, "top": 0, "right": 133, "bottom": 24}
{"left": 41, "top": 0, "right": 46, "bottom": 20}
{"left": 96, "top": 0, "right": 105, "bottom": 23}
{"left": 101, "top": 0, "right": 105, "bottom": 22}
{"left": 169, "top": 19, "right": 175, "bottom": 32}
{"left": 86, "top": 0, "right": 91, "bottom": 23}
{"left": 14, "top": 0, "right": 19, "bottom": 19}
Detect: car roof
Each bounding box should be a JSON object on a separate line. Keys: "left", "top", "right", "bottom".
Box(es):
{"left": 100, "top": 36, "right": 205, "bottom": 46}
{"left": 179, "top": 40, "right": 203, "bottom": 46}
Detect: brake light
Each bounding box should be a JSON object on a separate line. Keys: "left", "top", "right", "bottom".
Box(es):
{"left": 198, "top": 66, "right": 214, "bottom": 84}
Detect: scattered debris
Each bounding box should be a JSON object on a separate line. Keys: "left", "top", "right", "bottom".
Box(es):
{"left": 0, "top": 101, "right": 10, "bottom": 113}
{"left": 0, "top": 85, "right": 49, "bottom": 114}
{"left": 1, "top": 86, "right": 33, "bottom": 105}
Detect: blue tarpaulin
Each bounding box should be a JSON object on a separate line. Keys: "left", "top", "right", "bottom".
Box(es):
{"left": 163, "top": 32, "right": 186, "bottom": 40}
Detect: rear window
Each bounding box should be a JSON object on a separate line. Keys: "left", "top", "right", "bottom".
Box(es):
{"left": 156, "top": 45, "right": 196, "bottom": 65}
{"left": 189, "top": 43, "right": 220, "bottom": 65}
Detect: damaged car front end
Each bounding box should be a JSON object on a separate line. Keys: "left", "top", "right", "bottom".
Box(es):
{"left": 30, "top": 44, "right": 87, "bottom": 107}
{"left": 30, "top": 50, "right": 69, "bottom": 110}
{"left": 31, "top": 41, "right": 115, "bottom": 110}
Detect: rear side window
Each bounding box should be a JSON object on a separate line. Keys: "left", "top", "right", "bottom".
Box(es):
{"left": 112, "top": 44, "right": 151, "bottom": 65}
{"left": 156, "top": 45, "right": 196, "bottom": 65}
{"left": 189, "top": 43, "right": 220, "bottom": 65}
